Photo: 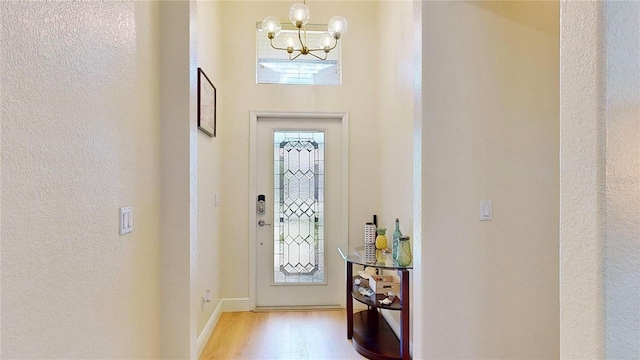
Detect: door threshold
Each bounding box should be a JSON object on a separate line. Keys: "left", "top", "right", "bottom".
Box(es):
{"left": 254, "top": 305, "right": 343, "bottom": 312}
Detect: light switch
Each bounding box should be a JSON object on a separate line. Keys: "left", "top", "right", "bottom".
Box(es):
{"left": 480, "top": 200, "right": 492, "bottom": 221}
{"left": 215, "top": 193, "right": 220, "bottom": 207}
{"left": 202, "top": 290, "right": 212, "bottom": 310}
{"left": 120, "top": 206, "right": 133, "bottom": 235}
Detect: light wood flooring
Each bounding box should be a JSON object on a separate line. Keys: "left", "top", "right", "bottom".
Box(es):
{"left": 200, "top": 310, "right": 366, "bottom": 360}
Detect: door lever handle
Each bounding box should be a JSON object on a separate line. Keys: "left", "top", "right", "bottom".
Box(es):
{"left": 258, "top": 219, "right": 271, "bottom": 227}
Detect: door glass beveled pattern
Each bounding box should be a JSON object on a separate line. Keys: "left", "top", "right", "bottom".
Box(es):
{"left": 273, "top": 131, "right": 325, "bottom": 283}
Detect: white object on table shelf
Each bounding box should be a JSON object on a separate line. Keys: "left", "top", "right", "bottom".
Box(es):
{"left": 379, "top": 298, "right": 393, "bottom": 305}
{"left": 356, "top": 267, "right": 376, "bottom": 279}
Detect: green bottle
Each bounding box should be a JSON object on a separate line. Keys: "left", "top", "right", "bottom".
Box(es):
{"left": 392, "top": 218, "right": 402, "bottom": 260}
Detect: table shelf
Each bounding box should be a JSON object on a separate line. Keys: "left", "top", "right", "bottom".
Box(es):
{"left": 351, "top": 276, "right": 402, "bottom": 311}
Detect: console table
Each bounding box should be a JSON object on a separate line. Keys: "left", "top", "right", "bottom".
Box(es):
{"left": 338, "top": 247, "right": 412, "bottom": 360}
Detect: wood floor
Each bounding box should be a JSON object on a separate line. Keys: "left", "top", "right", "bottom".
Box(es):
{"left": 200, "top": 310, "right": 366, "bottom": 360}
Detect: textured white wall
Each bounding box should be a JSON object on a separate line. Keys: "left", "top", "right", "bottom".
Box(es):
{"left": 1, "top": 1, "right": 162, "bottom": 357}
{"left": 376, "top": 0, "right": 415, "bottom": 339}
{"left": 196, "top": 0, "right": 223, "bottom": 337}
{"left": 411, "top": 1, "right": 423, "bottom": 356}
{"left": 419, "top": 2, "right": 559, "bottom": 358}
{"left": 604, "top": 2, "right": 639, "bottom": 358}
{"left": 559, "top": 1, "right": 606, "bottom": 358}
{"left": 217, "top": 1, "right": 382, "bottom": 299}
{"left": 377, "top": 0, "right": 414, "bottom": 250}
{"left": 158, "top": 1, "right": 199, "bottom": 358}
{"left": 560, "top": 2, "right": 640, "bottom": 358}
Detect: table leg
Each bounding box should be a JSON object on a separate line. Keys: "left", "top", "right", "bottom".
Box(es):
{"left": 347, "top": 262, "right": 353, "bottom": 339}
{"left": 399, "top": 269, "right": 410, "bottom": 359}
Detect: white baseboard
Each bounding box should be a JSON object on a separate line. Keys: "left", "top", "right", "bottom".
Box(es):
{"left": 196, "top": 299, "right": 223, "bottom": 357}
{"left": 221, "top": 297, "right": 252, "bottom": 312}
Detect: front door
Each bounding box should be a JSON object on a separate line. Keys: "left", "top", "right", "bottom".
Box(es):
{"left": 255, "top": 116, "right": 344, "bottom": 308}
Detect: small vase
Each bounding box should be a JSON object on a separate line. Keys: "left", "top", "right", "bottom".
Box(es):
{"left": 396, "top": 236, "right": 412, "bottom": 266}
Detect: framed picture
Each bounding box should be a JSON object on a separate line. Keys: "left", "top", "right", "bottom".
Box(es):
{"left": 198, "top": 67, "right": 216, "bottom": 137}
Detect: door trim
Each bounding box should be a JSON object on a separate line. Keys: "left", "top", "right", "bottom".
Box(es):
{"left": 249, "top": 111, "right": 350, "bottom": 310}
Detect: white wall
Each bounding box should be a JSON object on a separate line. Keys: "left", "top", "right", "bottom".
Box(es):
{"left": 559, "top": 1, "right": 605, "bottom": 357}
{"left": 218, "top": 1, "right": 382, "bottom": 299}
{"left": 158, "top": 1, "right": 199, "bottom": 358}
{"left": 196, "top": 0, "right": 224, "bottom": 338}
{"left": 418, "top": 2, "right": 560, "bottom": 358}
{"left": 604, "top": 2, "right": 640, "bottom": 357}
{"left": 560, "top": 1, "right": 640, "bottom": 358}
{"left": 376, "top": 0, "right": 414, "bottom": 338}
{"left": 411, "top": 1, "right": 424, "bottom": 355}
{"left": 1, "top": 1, "right": 162, "bottom": 357}
{"left": 377, "top": 1, "right": 414, "bottom": 247}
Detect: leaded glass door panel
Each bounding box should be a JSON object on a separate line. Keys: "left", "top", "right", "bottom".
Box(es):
{"left": 256, "top": 117, "right": 343, "bottom": 308}
{"left": 274, "top": 131, "right": 325, "bottom": 283}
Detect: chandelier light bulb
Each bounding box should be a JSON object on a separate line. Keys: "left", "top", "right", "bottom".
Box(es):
{"left": 262, "top": 16, "right": 282, "bottom": 38}
{"left": 289, "top": 3, "right": 310, "bottom": 27}
{"left": 319, "top": 33, "right": 334, "bottom": 51}
{"left": 328, "top": 16, "right": 348, "bottom": 39}
{"left": 287, "top": 36, "right": 295, "bottom": 48}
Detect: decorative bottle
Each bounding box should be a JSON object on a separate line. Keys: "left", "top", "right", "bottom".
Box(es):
{"left": 392, "top": 218, "right": 402, "bottom": 260}
{"left": 396, "top": 236, "right": 412, "bottom": 266}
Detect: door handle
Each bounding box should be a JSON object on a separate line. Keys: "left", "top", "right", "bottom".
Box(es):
{"left": 258, "top": 219, "right": 271, "bottom": 227}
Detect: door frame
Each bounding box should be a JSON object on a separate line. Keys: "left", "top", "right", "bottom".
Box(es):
{"left": 248, "top": 111, "right": 350, "bottom": 310}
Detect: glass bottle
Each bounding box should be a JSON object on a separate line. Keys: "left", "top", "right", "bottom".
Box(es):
{"left": 396, "top": 236, "right": 412, "bottom": 266}
{"left": 392, "top": 218, "right": 402, "bottom": 260}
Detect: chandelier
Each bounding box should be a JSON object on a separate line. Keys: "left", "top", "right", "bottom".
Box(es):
{"left": 261, "top": 2, "right": 348, "bottom": 61}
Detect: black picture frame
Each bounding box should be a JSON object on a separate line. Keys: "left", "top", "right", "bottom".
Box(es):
{"left": 198, "top": 67, "right": 216, "bottom": 137}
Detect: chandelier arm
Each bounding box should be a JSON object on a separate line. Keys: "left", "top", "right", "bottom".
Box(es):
{"left": 269, "top": 38, "right": 290, "bottom": 51}
{"left": 305, "top": 37, "right": 339, "bottom": 53}
{"left": 297, "top": 27, "right": 305, "bottom": 48}
{"left": 306, "top": 47, "right": 330, "bottom": 53}
{"left": 328, "top": 37, "right": 339, "bottom": 51}
{"left": 308, "top": 51, "right": 328, "bottom": 61}
{"left": 290, "top": 52, "right": 303, "bottom": 61}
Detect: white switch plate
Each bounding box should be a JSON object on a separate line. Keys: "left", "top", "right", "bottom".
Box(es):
{"left": 120, "top": 206, "right": 133, "bottom": 235}
{"left": 202, "top": 290, "right": 212, "bottom": 310}
{"left": 480, "top": 200, "right": 492, "bottom": 221}
{"left": 215, "top": 193, "right": 220, "bottom": 207}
